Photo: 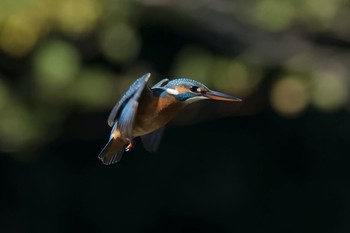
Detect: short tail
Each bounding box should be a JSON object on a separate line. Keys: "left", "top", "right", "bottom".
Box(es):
{"left": 98, "top": 138, "right": 125, "bottom": 165}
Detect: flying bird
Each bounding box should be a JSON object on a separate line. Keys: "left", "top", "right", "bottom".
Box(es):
{"left": 98, "top": 73, "right": 241, "bottom": 165}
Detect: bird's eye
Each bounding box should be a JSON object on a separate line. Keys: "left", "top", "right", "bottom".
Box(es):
{"left": 190, "top": 86, "right": 199, "bottom": 92}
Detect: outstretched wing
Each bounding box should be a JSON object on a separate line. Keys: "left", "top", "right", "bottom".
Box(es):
{"left": 107, "top": 73, "right": 151, "bottom": 127}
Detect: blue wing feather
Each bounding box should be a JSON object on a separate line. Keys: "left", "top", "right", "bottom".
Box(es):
{"left": 152, "top": 78, "right": 169, "bottom": 88}
{"left": 107, "top": 73, "right": 151, "bottom": 127}
{"left": 118, "top": 99, "right": 139, "bottom": 140}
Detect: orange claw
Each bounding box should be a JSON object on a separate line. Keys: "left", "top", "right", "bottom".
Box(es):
{"left": 125, "top": 139, "right": 136, "bottom": 152}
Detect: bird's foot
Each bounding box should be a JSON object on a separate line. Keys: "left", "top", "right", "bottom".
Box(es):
{"left": 125, "top": 139, "right": 136, "bottom": 152}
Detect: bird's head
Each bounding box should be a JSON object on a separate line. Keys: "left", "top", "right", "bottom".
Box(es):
{"left": 161, "top": 78, "right": 242, "bottom": 104}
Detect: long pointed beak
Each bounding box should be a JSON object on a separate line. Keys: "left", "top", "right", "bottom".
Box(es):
{"left": 204, "top": 90, "right": 242, "bottom": 102}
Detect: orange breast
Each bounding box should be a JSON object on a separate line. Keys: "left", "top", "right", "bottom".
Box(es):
{"left": 133, "top": 94, "right": 183, "bottom": 137}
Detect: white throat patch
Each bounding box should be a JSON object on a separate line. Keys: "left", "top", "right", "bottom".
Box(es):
{"left": 166, "top": 88, "right": 179, "bottom": 95}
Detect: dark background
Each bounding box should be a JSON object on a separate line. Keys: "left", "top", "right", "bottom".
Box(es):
{"left": 1, "top": 0, "right": 350, "bottom": 232}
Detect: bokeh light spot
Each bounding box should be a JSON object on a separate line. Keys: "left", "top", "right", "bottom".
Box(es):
{"left": 56, "top": 0, "right": 102, "bottom": 36}
{"left": 34, "top": 39, "right": 80, "bottom": 92}
{"left": 67, "top": 68, "right": 118, "bottom": 109}
{"left": 285, "top": 53, "right": 315, "bottom": 73}
{"left": 0, "top": 105, "right": 41, "bottom": 152}
{"left": 212, "top": 59, "right": 262, "bottom": 97}
{"left": 172, "top": 46, "right": 213, "bottom": 84}
{"left": 270, "top": 76, "right": 309, "bottom": 117}
{"left": 100, "top": 23, "right": 141, "bottom": 63}
{"left": 301, "top": 0, "right": 340, "bottom": 29}
{"left": 0, "top": 14, "right": 39, "bottom": 56}
{"left": 252, "top": 0, "right": 295, "bottom": 31}
{"left": 311, "top": 73, "right": 348, "bottom": 112}
{"left": 0, "top": 80, "right": 11, "bottom": 110}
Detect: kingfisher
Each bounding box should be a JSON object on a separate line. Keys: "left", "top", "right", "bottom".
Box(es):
{"left": 98, "top": 73, "right": 241, "bottom": 165}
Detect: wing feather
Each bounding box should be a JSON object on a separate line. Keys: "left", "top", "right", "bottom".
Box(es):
{"left": 152, "top": 78, "right": 169, "bottom": 88}
{"left": 112, "top": 73, "right": 151, "bottom": 140}
{"left": 117, "top": 99, "right": 139, "bottom": 140}
{"left": 107, "top": 73, "right": 151, "bottom": 127}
